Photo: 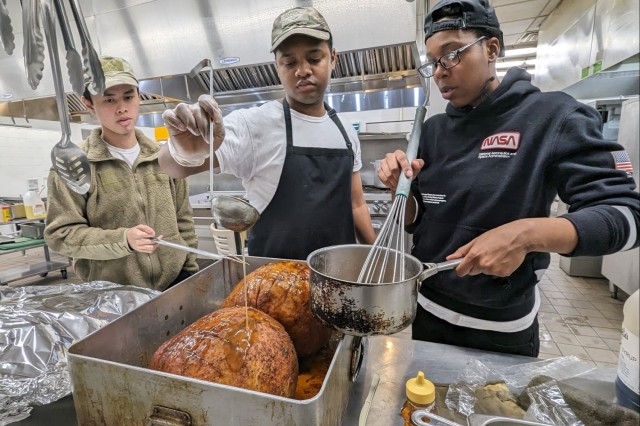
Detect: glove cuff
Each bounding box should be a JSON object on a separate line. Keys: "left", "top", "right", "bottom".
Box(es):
{"left": 167, "top": 137, "right": 208, "bottom": 167}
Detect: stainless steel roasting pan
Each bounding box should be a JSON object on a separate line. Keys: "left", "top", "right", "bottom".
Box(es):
{"left": 68, "top": 256, "right": 354, "bottom": 426}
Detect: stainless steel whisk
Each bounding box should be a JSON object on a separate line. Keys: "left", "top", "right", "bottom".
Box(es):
{"left": 357, "top": 86, "right": 430, "bottom": 284}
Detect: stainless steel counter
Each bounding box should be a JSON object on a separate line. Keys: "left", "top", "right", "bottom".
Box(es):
{"left": 344, "top": 336, "right": 618, "bottom": 425}
{"left": 15, "top": 335, "right": 618, "bottom": 425}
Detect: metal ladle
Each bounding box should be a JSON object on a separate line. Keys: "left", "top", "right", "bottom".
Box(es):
{"left": 189, "top": 59, "right": 260, "bottom": 234}
{"left": 211, "top": 195, "right": 259, "bottom": 233}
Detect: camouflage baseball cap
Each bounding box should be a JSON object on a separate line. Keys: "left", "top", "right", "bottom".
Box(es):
{"left": 85, "top": 56, "right": 138, "bottom": 95}
{"left": 270, "top": 7, "right": 331, "bottom": 53}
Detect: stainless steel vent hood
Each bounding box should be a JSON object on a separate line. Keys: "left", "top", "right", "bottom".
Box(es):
{"left": 534, "top": 0, "right": 639, "bottom": 97}
{"left": 0, "top": 0, "right": 426, "bottom": 124}
{"left": 563, "top": 55, "right": 640, "bottom": 101}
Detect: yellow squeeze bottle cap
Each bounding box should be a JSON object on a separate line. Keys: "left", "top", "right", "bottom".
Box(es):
{"left": 406, "top": 371, "right": 435, "bottom": 405}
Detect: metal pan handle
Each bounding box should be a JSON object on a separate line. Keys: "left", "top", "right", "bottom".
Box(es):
{"left": 411, "top": 411, "right": 463, "bottom": 426}
{"left": 467, "top": 414, "right": 550, "bottom": 426}
{"left": 411, "top": 411, "right": 552, "bottom": 426}
{"left": 417, "top": 258, "right": 463, "bottom": 282}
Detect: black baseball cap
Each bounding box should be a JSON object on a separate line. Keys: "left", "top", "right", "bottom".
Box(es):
{"left": 424, "top": 0, "right": 505, "bottom": 57}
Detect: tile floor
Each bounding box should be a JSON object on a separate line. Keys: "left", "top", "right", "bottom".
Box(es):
{"left": 0, "top": 247, "right": 81, "bottom": 287}
{"left": 537, "top": 254, "right": 627, "bottom": 369}
{"left": 394, "top": 253, "right": 628, "bottom": 368}
{"left": 0, "top": 247, "right": 629, "bottom": 368}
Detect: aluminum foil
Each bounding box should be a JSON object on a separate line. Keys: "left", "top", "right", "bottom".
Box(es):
{"left": 0, "top": 281, "right": 159, "bottom": 424}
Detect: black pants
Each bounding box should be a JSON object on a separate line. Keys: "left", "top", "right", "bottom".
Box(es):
{"left": 412, "top": 304, "right": 540, "bottom": 357}
{"left": 165, "top": 269, "right": 192, "bottom": 290}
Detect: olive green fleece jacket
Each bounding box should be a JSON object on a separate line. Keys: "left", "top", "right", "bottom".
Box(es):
{"left": 45, "top": 128, "right": 198, "bottom": 291}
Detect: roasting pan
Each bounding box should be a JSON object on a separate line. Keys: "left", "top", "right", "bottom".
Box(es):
{"left": 67, "top": 256, "right": 354, "bottom": 425}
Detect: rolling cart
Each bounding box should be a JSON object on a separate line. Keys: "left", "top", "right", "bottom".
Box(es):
{"left": 0, "top": 236, "right": 71, "bottom": 285}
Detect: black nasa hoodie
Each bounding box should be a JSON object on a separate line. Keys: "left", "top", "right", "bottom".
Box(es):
{"left": 410, "top": 67, "right": 639, "bottom": 324}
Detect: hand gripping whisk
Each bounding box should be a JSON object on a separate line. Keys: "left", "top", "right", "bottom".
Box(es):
{"left": 357, "top": 95, "right": 429, "bottom": 284}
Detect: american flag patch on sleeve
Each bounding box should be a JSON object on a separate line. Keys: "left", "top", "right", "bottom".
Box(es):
{"left": 612, "top": 150, "right": 634, "bottom": 177}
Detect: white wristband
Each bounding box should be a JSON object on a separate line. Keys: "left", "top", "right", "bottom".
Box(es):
{"left": 167, "top": 137, "right": 208, "bottom": 167}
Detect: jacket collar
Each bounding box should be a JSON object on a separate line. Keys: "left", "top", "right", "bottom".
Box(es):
{"left": 82, "top": 128, "right": 160, "bottom": 162}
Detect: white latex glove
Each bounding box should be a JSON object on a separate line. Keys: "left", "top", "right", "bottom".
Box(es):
{"left": 162, "top": 94, "right": 225, "bottom": 167}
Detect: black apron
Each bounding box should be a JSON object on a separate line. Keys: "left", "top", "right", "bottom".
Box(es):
{"left": 247, "top": 99, "right": 356, "bottom": 260}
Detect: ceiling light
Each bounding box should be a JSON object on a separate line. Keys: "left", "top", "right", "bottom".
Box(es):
{"left": 504, "top": 47, "right": 537, "bottom": 57}
{"left": 2, "top": 93, "right": 13, "bottom": 100}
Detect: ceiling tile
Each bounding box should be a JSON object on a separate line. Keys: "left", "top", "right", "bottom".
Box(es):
{"left": 494, "top": 0, "right": 549, "bottom": 23}
{"left": 487, "top": 0, "right": 565, "bottom": 49}
{"left": 503, "top": 34, "right": 522, "bottom": 46}
{"left": 500, "top": 18, "right": 536, "bottom": 36}
{"left": 490, "top": 0, "right": 527, "bottom": 7}
{"left": 529, "top": 16, "right": 547, "bottom": 30}
{"left": 541, "top": 0, "right": 563, "bottom": 15}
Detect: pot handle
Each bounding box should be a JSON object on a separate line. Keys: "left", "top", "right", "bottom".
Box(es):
{"left": 417, "top": 258, "right": 463, "bottom": 283}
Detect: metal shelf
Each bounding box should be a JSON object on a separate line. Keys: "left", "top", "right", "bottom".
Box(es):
{"left": 0, "top": 261, "right": 69, "bottom": 284}
{"left": 0, "top": 242, "right": 71, "bottom": 285}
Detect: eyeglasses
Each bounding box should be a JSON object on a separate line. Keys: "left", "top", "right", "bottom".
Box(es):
{"left": 418, "top": 36, "right": 487, "bottom": 78}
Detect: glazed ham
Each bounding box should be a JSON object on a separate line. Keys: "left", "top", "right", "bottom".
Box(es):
{"left": 150, "top": 306, "right": 298, "bottom": 398}
{"left": 221, "top": 260, "right": 332, "bottom": 358}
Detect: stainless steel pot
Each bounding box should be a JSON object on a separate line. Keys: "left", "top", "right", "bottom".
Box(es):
{"left": 370, "top": 160, "right": 386, "bottom": 189}
{"left": 307, "top": 244, "right": 461, "bottom": 336}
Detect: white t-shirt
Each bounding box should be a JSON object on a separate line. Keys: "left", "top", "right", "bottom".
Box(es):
{"left": 105, "top": 142, "right": 140, "bottom": 168}
{"left": 216, "top": 100, "right": 362, "bottom": 213}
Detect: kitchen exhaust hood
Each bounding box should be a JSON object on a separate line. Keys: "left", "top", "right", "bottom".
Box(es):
{"left": 0, "top": 0, "right": 427, "bottom": 124}
{"left": 534, "top": 0, "right": 639, "bottom": 98}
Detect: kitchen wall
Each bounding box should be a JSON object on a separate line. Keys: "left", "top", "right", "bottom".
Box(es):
{"left": 0, "top": 122, "right": 81, "bottom": 199}
{"left": 340, "top": 107, "right": 417, "bottom": 134}
{"left": 0, "top": 82, "right": 447, "bottom": 199}
{"left": 0, "top": 120, "right": 154, "bottom": 198}
{"left": 339, "top": 81, "right": 448, "bottom": 133}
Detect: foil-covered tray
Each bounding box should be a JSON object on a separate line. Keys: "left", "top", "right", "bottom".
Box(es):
{"left": 68, "top": 257, "right": 354, "bottom": 425}
{"left": 0, "top": 282, "right": 159, "bottom": 424}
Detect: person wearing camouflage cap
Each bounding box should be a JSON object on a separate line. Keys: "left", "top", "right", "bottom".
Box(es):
{"left": 159, "top": 6, "right": 375, "bottom": 260}
{"left": 84, "top": 55, "right": 139, "bottom": 95}
{"left": 375, "top": 0, "right": 639, "bottom": 357}
{"left": 45, "top": 56, "right": 199, "bottom": 291}
{"left": 269, "top": 6, "right": 332, "bottom": 52}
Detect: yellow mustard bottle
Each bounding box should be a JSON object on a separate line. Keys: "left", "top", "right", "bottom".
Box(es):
{"left": 401, "top": 371, "right": 436, "bottom": 426}
{"left": 0, "top": 204, "right": 11, "bottom": 222}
